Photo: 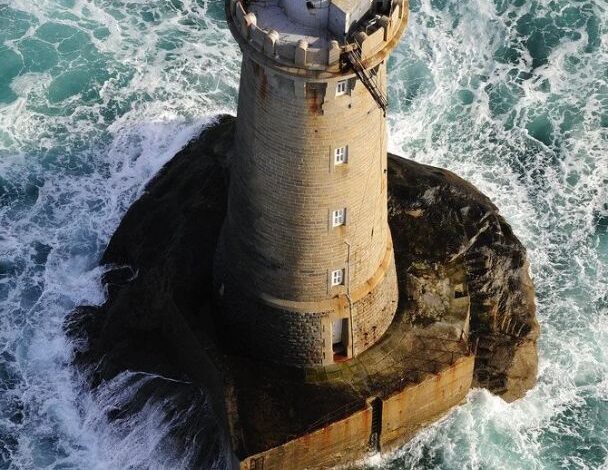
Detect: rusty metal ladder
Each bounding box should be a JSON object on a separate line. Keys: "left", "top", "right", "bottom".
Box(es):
{"left": 369, "top": 397, "right": 383, "bottom": 452}
{"left": 347, "top": 48, "right": 388, "bottom": 115}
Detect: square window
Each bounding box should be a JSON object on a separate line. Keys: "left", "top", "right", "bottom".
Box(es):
{"left": 334, "top": 146, "right": 348, "bottom": 165}
{"left": 336, "top": 80, "right": 348, "bottom": 96}
{"left": 331, "top": 269, "right": 345, "bottom": 286}
{"left": 332, "top": 208, "right": 346, "bottom": 227}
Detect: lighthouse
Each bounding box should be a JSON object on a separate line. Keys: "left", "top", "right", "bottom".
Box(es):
{"left": 214, "top": 0, "right": 408, "bottom": 367}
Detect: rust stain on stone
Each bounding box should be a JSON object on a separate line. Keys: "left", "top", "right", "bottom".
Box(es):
{"left": 308, "top": 88, "right": 321, "bottom": 114}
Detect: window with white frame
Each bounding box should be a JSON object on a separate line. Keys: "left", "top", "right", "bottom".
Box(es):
{"left": 332, "top": 208, "right": 346, "bottom": 227}
{"left": 334, "top": 146, "right": 348, "bottom": 165}
{"left": 331, "top": 268, "right": 345, "bottom": 286}
{"left": 336, "top": 80, "right": 348, "bottom": 96}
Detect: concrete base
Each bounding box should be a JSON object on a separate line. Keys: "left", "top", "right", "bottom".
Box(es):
{"left": 240, "top": 355, "right": 474, "bottom": 470}
{"left": 224, "top": 268, "right": 475, "bottom": 463}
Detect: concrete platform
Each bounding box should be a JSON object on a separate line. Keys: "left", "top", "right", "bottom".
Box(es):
{"left": 224, "top": 262, "right": 474, "bottom": 466}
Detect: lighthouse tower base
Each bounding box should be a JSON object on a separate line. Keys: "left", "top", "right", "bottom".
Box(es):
{"left": 214, "top": 235, "right": 399, "bottom": 367}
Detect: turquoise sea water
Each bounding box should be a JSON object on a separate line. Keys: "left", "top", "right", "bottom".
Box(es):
{"left": 0, "top": 0, "right": 606, "bottom": 468}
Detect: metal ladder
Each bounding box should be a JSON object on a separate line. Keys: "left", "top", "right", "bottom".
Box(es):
{"left": 369, "top": 397, "right": 383, "bottom": 452}
{"left": 346, "top": 48, "right": 388, "bottom": 115}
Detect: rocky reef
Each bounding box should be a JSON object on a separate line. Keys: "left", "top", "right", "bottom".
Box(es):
{"left": 66, "top": 115, "right": 538, "bottom": 466}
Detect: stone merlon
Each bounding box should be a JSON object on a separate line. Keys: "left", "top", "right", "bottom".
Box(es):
{"left": 228, "top": 0, "right": 408, "bottom": 72}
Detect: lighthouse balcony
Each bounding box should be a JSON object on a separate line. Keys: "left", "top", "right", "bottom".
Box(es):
{"left": 227, "top": 0, "right": 408, "bottom": 70}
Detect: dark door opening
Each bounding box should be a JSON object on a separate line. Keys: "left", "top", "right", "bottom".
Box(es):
{"left": 332, "top": 318, "right": 348, "bottom": 361}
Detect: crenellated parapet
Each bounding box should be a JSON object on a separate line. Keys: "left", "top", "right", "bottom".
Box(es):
{"left": 227, "top": 0, "right": 408, "bottom": 72}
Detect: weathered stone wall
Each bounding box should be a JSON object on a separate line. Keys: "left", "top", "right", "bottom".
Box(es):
{"left": 351, "top": 250, "right": 399, "bottom": 356}
{"left": 215, "top": 237, "right": 398, "bottom": 365}
{"left": 240, "top": 405, "right": 373, "bottom": 470}
{"left": 380, "top": 355, "right": 475, "bottom": 450}
{"left": 238, "top": 356, "right": 475, "bottom": 470}
{"left": 221, "top": 56, "right": 389, "bottom": 299}
{"left": 215, "top": 52, "right": 398, "bottom": 366}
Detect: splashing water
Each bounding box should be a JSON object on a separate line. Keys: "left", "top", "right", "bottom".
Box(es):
{"left": 0, "top": 0, "right": 606, "bottom": 468}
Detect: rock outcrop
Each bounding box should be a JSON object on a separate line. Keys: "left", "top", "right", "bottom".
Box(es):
{"left": 387, "top": 156, "right": 539, "bottom": 401}
{"left": 67, "top": 114, "right": 538, "bottom": 465}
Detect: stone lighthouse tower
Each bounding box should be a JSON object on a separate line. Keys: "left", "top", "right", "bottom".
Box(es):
{"left": 215, "top": 0, "right": 408, "bottom": 367}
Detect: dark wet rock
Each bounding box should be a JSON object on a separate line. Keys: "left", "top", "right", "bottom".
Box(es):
{"left": 387, "top": 157, "right": 539, "bottom": 401}
{"left": 65, "top": 115, "right": 236, "bottom": 469}
{"left": 66, "top": 114, "right": 538, "bottom": 466}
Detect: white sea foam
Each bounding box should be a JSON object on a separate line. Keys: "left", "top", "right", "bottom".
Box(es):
{"left": 0, "top": 1, "right": 238, "bottom": 468}
{"left": 378, "top": 0, "right": 608, "bottom": 469}
{"left": 0, "top": 0, "right": 607, "bottom": 468}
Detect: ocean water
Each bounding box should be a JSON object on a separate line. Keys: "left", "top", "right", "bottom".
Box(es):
{"left": 0, "top": 0, "right": 606, "bottom": 468}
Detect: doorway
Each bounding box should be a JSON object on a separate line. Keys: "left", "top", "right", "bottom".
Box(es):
{"left": 332, "top": 318, "right": 349, "bottom": 361}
